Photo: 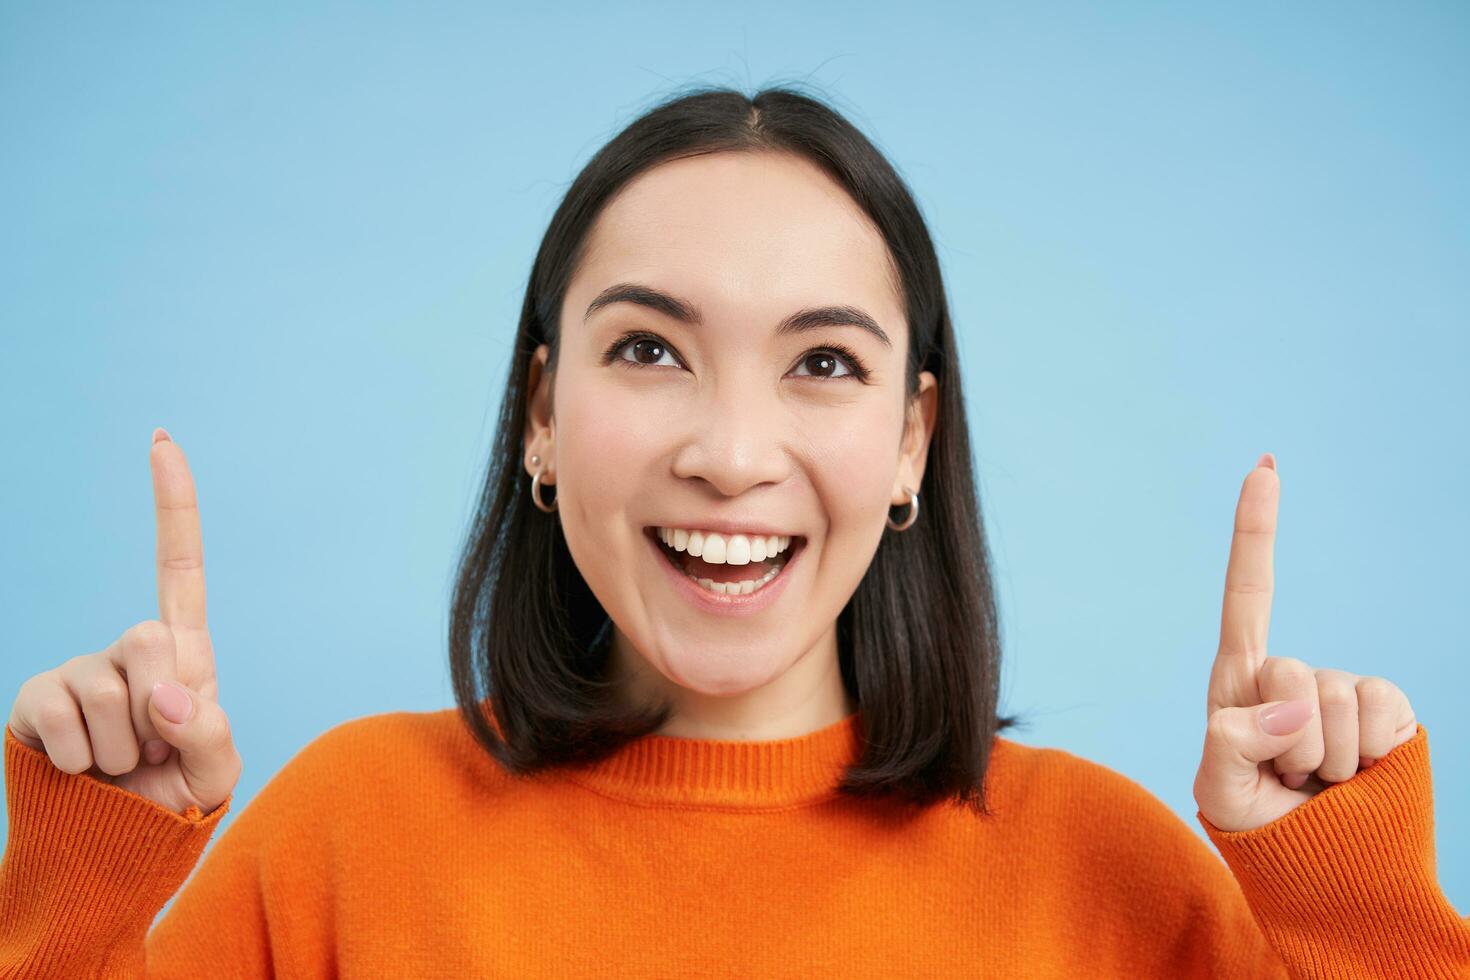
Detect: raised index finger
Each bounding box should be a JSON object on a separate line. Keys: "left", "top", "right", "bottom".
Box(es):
{"left": 151, "top": 428, "right": 208, "bottom": 630}
{"left": 1209, "top": 454, "right": 1279, "bottom": 713}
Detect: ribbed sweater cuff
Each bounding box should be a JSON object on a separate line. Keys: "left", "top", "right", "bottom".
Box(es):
{"left": 1197, "top": 724, "right": 1470, "bottom": 978}
{"left": 1, "top": 725, "right": 231, "bottom": 974}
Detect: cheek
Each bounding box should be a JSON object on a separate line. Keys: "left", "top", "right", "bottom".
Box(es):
{"left": 555, "top": 376, "right": 665, "bottom": 502}
{"left": 800, "top": 403, "right": 904, "bottom": 610}
{"left": 550, "top": 377, "right": 665, "bottom": 584}
{"left": 803, "top": 402, "right": 902, "bottom": 526}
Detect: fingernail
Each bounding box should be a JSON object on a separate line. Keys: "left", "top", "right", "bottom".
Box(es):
{"left": 1256, "top": 453, "right": 1276, "bottom": 471}
{"left": 1259, "top": 699, "right": 1312, "bottom": 735}
{"left": 142, "top": 738, "right": 170, "bottom": 764}
{"left": 1359, "top": 755, "right": 1376, "bottom": 769}
{"left": 153, "top": 427, "right": 172, "bottom": 445}
{"left": 152, "top": 680, "right": 193, "bottom": 724}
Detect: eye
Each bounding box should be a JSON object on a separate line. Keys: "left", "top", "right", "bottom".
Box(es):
{"left": 602, "top": 331, "right": 870, "bottom": 383}
{"left": 607, "top": 334, "right": 684, "bottom": 370}
{"left": 790, "top": 348, "right": 864, "bottom": 381}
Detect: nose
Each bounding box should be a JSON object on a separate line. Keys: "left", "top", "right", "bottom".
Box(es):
{"left": 669, "top": 378, "right": 793, "bottom": 497}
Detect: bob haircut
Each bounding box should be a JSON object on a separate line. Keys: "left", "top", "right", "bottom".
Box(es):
{"left": 450, "top": 82, "right": 1024, "bottom": 813}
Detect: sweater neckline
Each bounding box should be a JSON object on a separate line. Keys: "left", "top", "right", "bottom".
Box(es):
{"left": 555, "top": 709, "right": 867, "bottom": 810}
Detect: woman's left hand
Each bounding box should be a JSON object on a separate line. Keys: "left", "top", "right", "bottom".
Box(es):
{"left": 1193, "top": 454, "right": 1419, "bottom": 833}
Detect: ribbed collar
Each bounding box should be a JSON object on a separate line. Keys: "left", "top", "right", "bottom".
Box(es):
{"left": 556, "top": 709, "right": 867, "bottom": 810}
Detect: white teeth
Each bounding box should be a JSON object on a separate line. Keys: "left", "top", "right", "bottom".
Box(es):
{"left": 650, "top": 526, "right": 794, "bottom": 596}
{"left": 702, "top": 534, "right": 727, "bottom": 563}
{"left": 654, "top": 528, "right": 792, "bottom": 565}
{"left": 689, "top": 562, "right": 784, "bottom": 595}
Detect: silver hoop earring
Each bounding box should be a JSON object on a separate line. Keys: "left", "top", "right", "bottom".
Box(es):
{"left": 531, "top": 469, "right": 558, "bottom": 513}
{"left": 886, "top": 486, "right": 918, "bottom": 531}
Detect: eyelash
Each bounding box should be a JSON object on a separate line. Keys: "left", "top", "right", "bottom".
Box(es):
{"left": 600, "top": 331, "right": 871, "bottom": 383}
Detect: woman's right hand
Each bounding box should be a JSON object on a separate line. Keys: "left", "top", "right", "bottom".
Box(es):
{"left": 6, "top": 428, "right": 240, "bottom": 816}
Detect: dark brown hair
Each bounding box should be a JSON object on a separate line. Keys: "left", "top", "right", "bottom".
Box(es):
{"left": 449, "top": 82, "right": 1025, "bottom": 813}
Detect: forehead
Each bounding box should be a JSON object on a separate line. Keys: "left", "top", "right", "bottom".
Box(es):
{"left": 569, "top": 151, "right": 904, "bottom": 331}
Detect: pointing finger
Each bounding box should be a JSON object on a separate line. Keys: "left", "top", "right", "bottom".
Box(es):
{"left": 1208, "top": 454, "right": 1279, "bottom": 715}
{"left": 151, "top": 428, "right": 208, "bottom": 631}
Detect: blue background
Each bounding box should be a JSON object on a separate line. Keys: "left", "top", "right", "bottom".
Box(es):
{"left": 3, "top": 1, "right": 1466, "bottom": 922}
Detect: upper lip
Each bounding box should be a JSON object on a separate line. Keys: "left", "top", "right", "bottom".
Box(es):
{"left": 646, "top": 519, "right": 803, "bottom": 539}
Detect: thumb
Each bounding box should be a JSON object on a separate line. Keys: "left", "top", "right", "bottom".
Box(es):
{"left": 148, "top": 680, "right": 241, "bottom": 812}
{"left": 1202, "top": 699, "right": 1316, "bottom": 783}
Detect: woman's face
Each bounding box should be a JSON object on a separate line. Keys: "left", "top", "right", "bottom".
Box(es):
{"left": 524, "top": 150, "right": 937, "bottom": 735}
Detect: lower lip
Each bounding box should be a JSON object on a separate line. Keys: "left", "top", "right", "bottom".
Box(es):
{"left": 644, "top": 529, "right": 805, "bottom": 618}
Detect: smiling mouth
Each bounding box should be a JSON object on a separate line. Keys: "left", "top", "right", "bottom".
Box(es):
{"left": 645, "top": 527, "right": 804, "bottom": 593}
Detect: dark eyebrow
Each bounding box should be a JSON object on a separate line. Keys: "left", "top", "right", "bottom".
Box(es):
{"left": 583, "top": 281, "right": 892, "bottom": 350}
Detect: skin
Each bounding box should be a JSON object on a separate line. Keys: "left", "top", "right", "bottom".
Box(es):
{"left": 521, "top": 150, "right": 938, "bottom": 741}
{"left": 1193, "top": 453, "right": 1420, "bottom": 832}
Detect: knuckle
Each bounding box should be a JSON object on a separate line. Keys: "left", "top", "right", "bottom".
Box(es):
{"left": 60, "top": 653, "right": 93, "bottom": 675}
{"left": 203, "top": 707, "right": 234, "bottom": 751}
{"left": 1317, "top": 681, "right": 1357, "bottom": 709}
{"left": 79, "top": 674, "right": 130, "bottom": 711}
{"left": 1356, "top": 676, "right": 1399, "bottom": 707}
{"left": 15, "top": 671, "right": 47, "bottom": 703}
{"left": 1205, "top": 710, "right": 1234, "bottom": 743}
{"left": 160, "top": 555, "right": 203, "bottom": 572}
{"left": 34, "top": 697, "right": 78, "bottom": 732}
{"left": 1260, "top": 656, "right": 1310, "bottom": 682}
{"left": 126, "top": 620, "right": 174, "bottom": 656}
{"left": 1265, "top": 655, "right": 1309, "bottom": 673}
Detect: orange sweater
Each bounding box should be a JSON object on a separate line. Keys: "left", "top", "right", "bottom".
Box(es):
{"left": 2, "top": 710, "right": 1466, "bottom": 978}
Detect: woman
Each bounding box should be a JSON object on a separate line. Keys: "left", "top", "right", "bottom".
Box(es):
{"left": 4, "top": 86, "right": 1465, "bottom": 978}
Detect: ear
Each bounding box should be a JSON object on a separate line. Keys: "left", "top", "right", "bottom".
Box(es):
{"left": 523, "top": 343, "right": 556, "bottom": 482}
{"left": 893, "top": 371, "right": 938, "bottom": 505}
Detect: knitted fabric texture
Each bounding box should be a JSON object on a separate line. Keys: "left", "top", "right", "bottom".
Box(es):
{"left": 2, "top": 711, "right": 1467, "bottom": 978}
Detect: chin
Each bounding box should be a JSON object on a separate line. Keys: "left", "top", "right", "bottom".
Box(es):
{"left": 653, "top": 640, "right": 796, "bottom": 697}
